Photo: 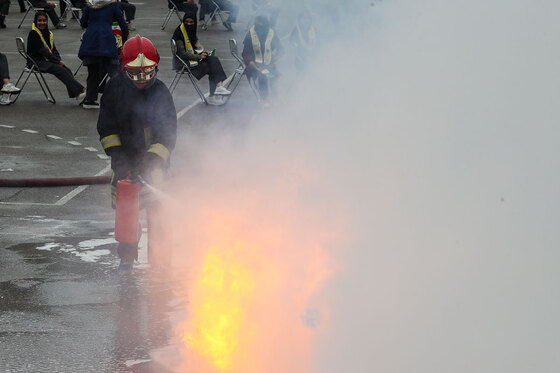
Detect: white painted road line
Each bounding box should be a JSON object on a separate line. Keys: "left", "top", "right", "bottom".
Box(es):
{"left": 56, "top": 164, "right": 112, "bottom": 206}
{"left": 177, "top": 99, "right": 203, "bottom": 119}
{"left": 21, "top": 129, "right": 39, "bottom": 134}
{"left": 47, "top": 135, "right": 62, "bottom": 139}
{"left": 67, "top": 141, "right": 82, "bottom": 146}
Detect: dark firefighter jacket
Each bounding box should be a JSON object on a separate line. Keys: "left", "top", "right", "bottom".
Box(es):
{"left": 97, "top": 73, "right": 177, "bottom": 178}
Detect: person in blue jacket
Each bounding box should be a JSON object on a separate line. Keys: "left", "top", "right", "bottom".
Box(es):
{"left": 79, "top": 0, "right": 128, "bottom": 109}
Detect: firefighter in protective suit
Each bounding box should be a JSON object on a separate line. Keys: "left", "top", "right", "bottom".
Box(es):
{"left": 97, "top": 35, "right": 177, "bottom": 270}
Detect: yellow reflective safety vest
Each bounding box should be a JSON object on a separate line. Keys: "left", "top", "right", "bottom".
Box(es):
{"left": 32, "top": 23, "right": 54, "bottom": 54}
{"left": 250, "top": 25, "right": 274, "bottom": 65}
{"left": 180, "top": 23, "right": 203, "bottom": 67}
{"left": 296, "top": 24, "right": 316, "bottom": 49}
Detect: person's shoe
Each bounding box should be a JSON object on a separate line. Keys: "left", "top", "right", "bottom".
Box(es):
{"left": 199, "top": 20, "right": 206, "bottom": 28}
{"left": 118, "top": 257, "right": 134, "bottom": 271}
{"left": 55, "top": 22, "right": 67, "bottom": 29}
{"left": 76, "top": 91, "right": 86, "bottom": 105}
{"left": 1, "top": 83, "right": 21, "bottom": 93}
{"left": 0, "top": 94, "right": 11, "bottom": 105}
{"left": 214, "top": 85, "right": 232, "bottom": 95}
{"left": 20, "top": 7, "right": 27, "bottom": 13}
{"left": 224, "top": 22, "right": 233, "bottom": 31}
{"left": 127, "top": 21, "right": 135, "bottom": 31}
{"left": 82, "top": 101, "right": 100, "bottom": 109}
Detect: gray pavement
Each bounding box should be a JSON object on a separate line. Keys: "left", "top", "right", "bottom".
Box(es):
{"left": 0, "top": 1, "right": 266, "bottom": 371}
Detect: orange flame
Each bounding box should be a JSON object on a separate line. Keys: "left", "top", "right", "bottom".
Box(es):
{"left": 183, "top": 242, "right": 257, "bottom": 371}
{"left": 168, "top": 158, "right": 341, "bottom": 373}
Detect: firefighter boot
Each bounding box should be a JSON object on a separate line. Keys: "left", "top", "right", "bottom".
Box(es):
{"left": 117, "top": 242, "right": 138, "bottom": 271}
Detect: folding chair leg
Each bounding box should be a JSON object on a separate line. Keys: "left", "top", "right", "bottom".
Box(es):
{"left": 98, "top": 73, "right": 109, "bottom": 89}
{"left": 202, "top": 8, "right": 219, "bottom": 30}
{"left": 18, "top": 8, "right": 32, "bottom": 29}
{"left": 10, "top": 70, "right": 32, "bottom": 104}
{"left": 36, "top": 72, "right": 56, "bottom": 104}
{"left": 74, "top": 61, "right": 83, "bottom": 77}
{"left": 188, "top": 75, "right": 208, "bottom": 104}
{"left": 169, "top": 72, "right": 182, "bottom": 94}
{"left": 161, "top": 9, "right": 174, "bottom": 30}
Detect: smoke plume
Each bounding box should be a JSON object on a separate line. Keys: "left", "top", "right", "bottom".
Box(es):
{"left": 160, "top": 1, "right": 560, "bottom": 372}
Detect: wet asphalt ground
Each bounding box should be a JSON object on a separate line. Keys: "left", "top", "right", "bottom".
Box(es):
{"left": 0, "top": 1, "right": 271, "bottom": 371}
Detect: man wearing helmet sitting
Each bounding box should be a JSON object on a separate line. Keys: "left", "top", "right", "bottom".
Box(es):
{"left": 97, "top": 35, "right": 177, "bottom": 270}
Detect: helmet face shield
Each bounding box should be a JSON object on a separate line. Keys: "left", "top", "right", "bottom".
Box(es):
{"left": 124, "top": 66, "right": 157, "bottom": 88}
{"left": 121, "top": 35, "right": 160, "bottom": 89}
{"left": 124, "top": 66, "right": 157, "bottom": 82}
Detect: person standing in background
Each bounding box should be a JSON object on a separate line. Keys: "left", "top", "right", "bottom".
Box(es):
{"left": 79, "top": 0, "right": 128, "bottom": 109}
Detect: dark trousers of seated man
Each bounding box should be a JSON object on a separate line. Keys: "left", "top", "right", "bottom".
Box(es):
{"left": 118, "top": 0, "right": 135, "bottom": 22}
{"left": 190, "top": 56, "right": 227, "bottom": 95}
{"left": 213, "top": 0, "right": 238, "bottom": 23}
{"left": 29, "top": 0, "right": 62, "bottom": 26}
{"left": 169, "top": 0, "right": 197, "bottom": 13}
{"left": 36, "top": 60, "right": 84, "bottom": 98}
{"left": 60, "top": 0, "right": 85, "bottom": 19}
{"left": 0, "top": 0, "right": 9, "bottom": 27}
{"left": 0, "top": 53, "right": 10, "bottom": 81}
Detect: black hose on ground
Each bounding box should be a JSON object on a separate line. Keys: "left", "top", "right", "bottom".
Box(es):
{"left": 0, "top": 176, "right": 111, "bottom": 187}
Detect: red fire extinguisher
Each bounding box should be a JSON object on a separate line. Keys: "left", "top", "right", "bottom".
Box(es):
{"left": 115, "top": 177, "right": 141, "bottom": 243}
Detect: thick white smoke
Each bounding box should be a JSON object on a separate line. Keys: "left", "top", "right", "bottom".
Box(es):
{"left": 164, "top": 1, "right": 560, "bottom": 372}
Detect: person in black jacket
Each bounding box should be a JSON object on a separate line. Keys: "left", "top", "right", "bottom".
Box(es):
{"left": 79, "top": 0, "right": 128, "bottom": 109}
{"left": 172, "top": 11, "right": 231, "bottom": 96}
{"left": 98, "top": 35, "right": 177, "bottom": 270}
{"left": 26, "top": 12, "right": 85, "bottom": 103}
{"left": 242, "top": 14, "right": 282, "bottom": 104}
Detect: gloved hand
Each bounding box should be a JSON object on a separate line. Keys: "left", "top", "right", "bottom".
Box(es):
{"left": 142, "top": 152, "right": 164, "bottom": 185}
{"left": 110, "top": 148, "right": 132, "bottom": 180}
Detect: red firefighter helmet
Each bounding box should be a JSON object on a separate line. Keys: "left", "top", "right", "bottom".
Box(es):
{"left": 121, "top": 35, "right": 159, "bottom": 89}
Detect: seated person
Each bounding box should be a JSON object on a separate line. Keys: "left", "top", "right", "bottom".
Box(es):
{"left": 0, "top": 52, "right": 22, "bottom": 105}
{"left": 169, "top": 0, "right": 197, "bottom": 13}
{"left": 172, "top": 11, "right": 231, "bottom": 96}
{"left": 242, "top": 14, "right": 283, "bottom": 104}
{"left": 27, "top": 12, "right": 86, "bottom": 104}
{"left": 29, "top": 0, "right": 66, "bottom": 28}
{"left": 289, "top": 9, "right": 317, "bottom": 69}
{"left": 117, "top": 0, "right": 136, "bottom": 30}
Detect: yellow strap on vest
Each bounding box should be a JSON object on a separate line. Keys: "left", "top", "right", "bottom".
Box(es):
{"left": 250, "top": 26, "right": 274, "bottom": 65}
{"left": 180, "top": 23, "right": 199, "bottom": 67}
{"left": 32, "top": 24, "right": 54, "bottom": 54}
{"left": 297, "top": 24, "right": 316, "bottom": 49}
